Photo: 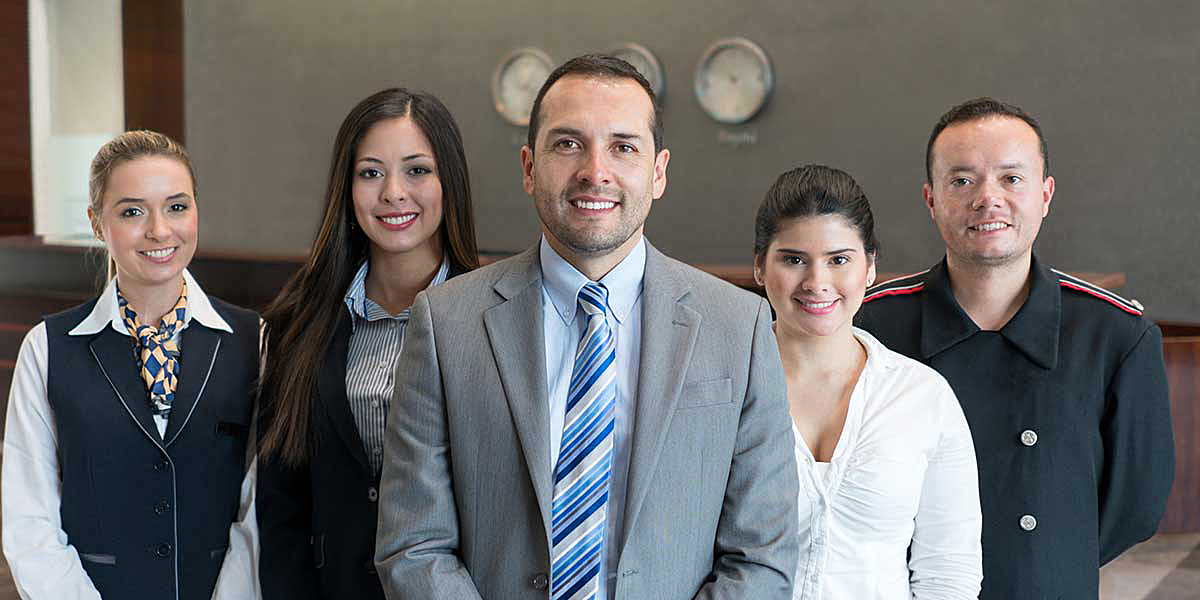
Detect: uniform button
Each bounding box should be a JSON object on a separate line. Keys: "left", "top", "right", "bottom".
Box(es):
{"left": 1020, "top": 429, "right": 1038, "bottom": 447}
{"left": 153, "top": 460, "right": 170, "bottom": 472}
{"left": 367, "top": 487, "right": 379, "bottom": 502}
{"left": 154, "top": 500, "right": 171, "bottom": 515}
{"left": 530, "top": 572, "right": 548, "bottom": 590}
{"left": 155, "top": 543, "right": 173, "bottom": 558}
{"left": 1019, "top": 514, "right": 1038, "bottom": 531}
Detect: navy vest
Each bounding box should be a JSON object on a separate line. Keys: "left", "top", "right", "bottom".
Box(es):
{"left": 44, "top": 296, "right": 258, "bottom": 600}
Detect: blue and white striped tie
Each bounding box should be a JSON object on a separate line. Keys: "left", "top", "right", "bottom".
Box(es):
{"left": 551, "top": 282, "right": 616, "bottom": 600}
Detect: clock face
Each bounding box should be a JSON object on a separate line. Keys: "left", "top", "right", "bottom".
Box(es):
{"left": 694, "top": 38, "right": 774, "bottom": 124}
{"left": 609, "top": 43, "right": 665, "bottom": 98}
{"left": 492, "top": 48, "right": 554, "bottom": 126}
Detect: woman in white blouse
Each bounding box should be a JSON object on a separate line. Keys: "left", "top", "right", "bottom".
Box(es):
{"left": 752, "top": 165, "right": 982, "bottom": 599}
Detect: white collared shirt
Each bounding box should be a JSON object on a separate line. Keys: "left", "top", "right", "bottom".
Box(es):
{"left": 793, "top": 328, "right": 982, "bottom": 600}
{"left": 2, "top": 270, "right": 259, "bottom": 600}
{"left": 540, "top": 235, "right": 645, "bottom": 600}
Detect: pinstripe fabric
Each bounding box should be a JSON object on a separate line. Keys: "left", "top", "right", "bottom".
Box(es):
{"left": 551, "top": 282, "right": 616, "bottom": 600}
{"left": 344, "top": 257, "right": 450, "bottom": 473}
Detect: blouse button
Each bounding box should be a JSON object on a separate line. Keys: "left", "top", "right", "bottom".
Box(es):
{"left": 1020, "top": 429, "right": 1038, "bottom": 447}
{"left": 1019, "top": 514, "right": 1038, "bottom": 531}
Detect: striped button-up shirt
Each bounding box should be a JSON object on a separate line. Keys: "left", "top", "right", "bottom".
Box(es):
{"left": 343, "top": 256, "right": 450, "bottom": 473}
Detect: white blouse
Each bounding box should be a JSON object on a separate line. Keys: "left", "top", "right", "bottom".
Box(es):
{"left": 793, "top": 328, "right": 982, "bottom": 599}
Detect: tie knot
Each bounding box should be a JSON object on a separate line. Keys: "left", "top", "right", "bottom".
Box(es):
{"left": 578, "top": 282, "right": 610, "bottom": 317}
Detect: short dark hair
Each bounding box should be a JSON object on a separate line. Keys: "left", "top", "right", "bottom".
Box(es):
{"left": 925, "top": 97, "right": 1049, "bottom": 183}
{"left": 754, "top": 165, "right": 879, "bottom": 265}
{"left": 526, "top": 54, "right": 663, "bottom": 153}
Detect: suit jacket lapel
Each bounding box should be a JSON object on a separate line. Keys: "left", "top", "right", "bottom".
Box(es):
{"left": 621, "top": 244, "right": 700, "bottom": 551}
{"left": 482, "top": 246, "right": 554, "bottom": 527}
{"left": 318, "top": 309, "right": 373, "bottom": 474}
{"left": 89, "top": 327, "right": 165, "bottom": 447}
{"left": 164, "top": 323, "right": 221, "bottom": 446}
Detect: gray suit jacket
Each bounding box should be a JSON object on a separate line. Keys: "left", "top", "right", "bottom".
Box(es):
{"left": 375, "top": 241, "right": 798, "bottom": 599}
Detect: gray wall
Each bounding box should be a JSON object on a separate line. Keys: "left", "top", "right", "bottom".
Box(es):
{"left": 184, "top": 1, "right": 1200, "bottom": 322}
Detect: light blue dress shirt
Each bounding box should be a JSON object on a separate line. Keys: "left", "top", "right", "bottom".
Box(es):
{"left": 540, "top": 235, "right": 645, "bottom": 600}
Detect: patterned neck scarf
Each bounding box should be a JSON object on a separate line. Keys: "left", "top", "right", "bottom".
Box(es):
{"left": 117, "top": 280, "right": 187, "bottom": 419}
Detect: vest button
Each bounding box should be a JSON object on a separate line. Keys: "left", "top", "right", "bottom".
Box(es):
{"left": 367, "top": 487, "right": 379, "bottom": 502}
{"left": 153, "top": 460, "right": 170, "bottom": 472}
{"left": 155, "top": 543, "right": 173, "bottom": 558}
{"left": 530, "top": 573, "right": 548, "bottom": 590}
{"left": 154, "top": 500, "right": 171, "bottom": 515}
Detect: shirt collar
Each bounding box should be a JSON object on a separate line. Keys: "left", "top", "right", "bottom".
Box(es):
{"left": 68, "top": 269, "right": 232, "bottom": 336}
{"left": 344, "top": 253, "right": 452, "bottom": 323}
{"left": 997, "top": 255, "right": 1061, "bottom": 369}
{"left": 539, "top": 234, "right": 646, "bottom": 326}
{"left": 919, "top": 255, "right": 1060, "bottom": 369}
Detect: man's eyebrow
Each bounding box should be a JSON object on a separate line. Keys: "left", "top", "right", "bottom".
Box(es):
{"left": 546, "top": 127, "right": 583, "bottom": 137}
{"left": 998, "top": 161, "right": 1027, "bottom": 170}
{"left": 613, "top": 132, "right": 644, "bottom": 141}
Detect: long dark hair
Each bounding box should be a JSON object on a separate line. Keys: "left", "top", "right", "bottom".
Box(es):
{"left": 259, "top": 88, "right": 478, "bottom": 466}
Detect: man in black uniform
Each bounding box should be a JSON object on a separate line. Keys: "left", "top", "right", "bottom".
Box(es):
{"left": 856, "top": 97, "right": 1174, "bottom": 599}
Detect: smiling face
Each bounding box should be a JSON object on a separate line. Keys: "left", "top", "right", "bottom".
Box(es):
{"left": 90, "top": 156, "right": 197, "bottom": 294}
{"left": 352, "top": 116, "right": 444, "bottom": 262}
{"left": 521, "top": 75, "right": 669, "bottom": 268}
{"left": 925, "top": 116, "right": 1054, "bottom": 269}
{"left": 758, "top": 215, "right": 876, "bottom": 340}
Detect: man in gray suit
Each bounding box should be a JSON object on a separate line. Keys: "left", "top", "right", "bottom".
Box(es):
{"left": 375, "top": 54, "right": 798, "bottom": 599}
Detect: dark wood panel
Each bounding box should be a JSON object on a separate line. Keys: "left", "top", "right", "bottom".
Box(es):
{"left": 122, "top": 0, "right": 185, "bottom": 143}
{"left": 1161, "top": 337, "right": 1200, "bottom": 533}
{"left": 0, "top": 0, "right": 32, "bottom": 235}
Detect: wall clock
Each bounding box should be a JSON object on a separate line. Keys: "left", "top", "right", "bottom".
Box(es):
{"left": 608, "top": 42, "right": 665, "bottom": 98}
{"left": 491, "top": 47, "right": 554, "bottom": 126}
{"left": 693, "top": 37, "right": 774, "bottom": 124}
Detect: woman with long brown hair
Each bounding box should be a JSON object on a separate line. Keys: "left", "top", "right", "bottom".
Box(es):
{"left": 256, "top": 88, "right": 478, "bottom": 599}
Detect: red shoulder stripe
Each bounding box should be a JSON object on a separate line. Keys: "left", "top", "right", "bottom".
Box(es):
{"left": 864, "top": 282, "right": 924, "bottom": 303}
{"left": 1058, "top": 281, "right": 1142, "bottom": 315}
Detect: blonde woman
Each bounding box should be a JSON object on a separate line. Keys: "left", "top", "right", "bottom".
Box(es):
{"left": 2, "top": 131, "right": 259, "bottom": 599}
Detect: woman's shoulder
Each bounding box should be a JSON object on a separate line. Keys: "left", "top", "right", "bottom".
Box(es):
{"left": 856, "top": 328, "right": 958, "bottom": 406}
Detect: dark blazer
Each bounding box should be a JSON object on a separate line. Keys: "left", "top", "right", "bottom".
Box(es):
{"left": 258, "top": 265, "right": 464, "bottom": 600}
{"left": 45, "top": 296, "right": 258, "bottom": 600}
{"left": 856, "top": 256, "right": 1174, "bottom": 600}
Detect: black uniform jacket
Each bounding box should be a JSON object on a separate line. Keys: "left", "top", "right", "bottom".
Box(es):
{"left": 856, "top": 256, "right": 1174, "bottom": 600}
{"left": 258, "top": 266, "right": 464, "bottom": 600}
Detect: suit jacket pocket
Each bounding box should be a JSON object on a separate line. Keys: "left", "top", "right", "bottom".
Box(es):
{"left": 79, "top": 552, "right": 117, "bottom": 565}
{"left": 677, "top": 377, "right": 733, "bottom": 409}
